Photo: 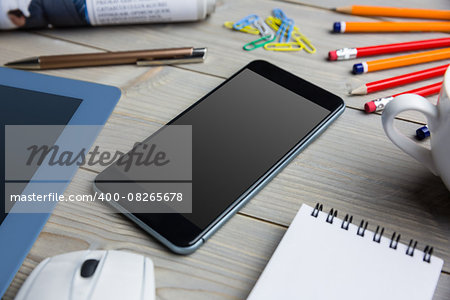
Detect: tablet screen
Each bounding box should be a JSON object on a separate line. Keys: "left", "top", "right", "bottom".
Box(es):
{"left": 0, "top": 85, "right": 82, "bottom": 225}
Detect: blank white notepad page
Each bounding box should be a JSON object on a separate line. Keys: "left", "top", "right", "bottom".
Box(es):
{"left": 247, "top": 204, "right": 443, "bottom": 300}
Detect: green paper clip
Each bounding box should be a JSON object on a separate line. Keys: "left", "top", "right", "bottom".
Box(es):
{"left": 243, "top": 34, "right": 276, "bottom": 51}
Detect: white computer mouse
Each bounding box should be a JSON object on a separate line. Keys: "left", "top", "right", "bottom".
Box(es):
{"left": 14, "top": 250, "right": 155, "bottom": 300}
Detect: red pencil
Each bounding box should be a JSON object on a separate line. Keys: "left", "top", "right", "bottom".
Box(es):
{"left": 351, "top": 64, "right": 448, "bottom": 95}
{"left": 364, "top": 82, "right": 442, "bottom": 113}
{"left": 328, "top": 37, "right": 450, "bottom": 61}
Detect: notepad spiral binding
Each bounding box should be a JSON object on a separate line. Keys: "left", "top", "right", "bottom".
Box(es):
{"left": 311, "top": 203, "right": 434, "bottom": 263}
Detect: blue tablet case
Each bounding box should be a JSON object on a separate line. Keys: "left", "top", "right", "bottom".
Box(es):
{"left": 0, "top": 67, "right": 121, "bottom": 297}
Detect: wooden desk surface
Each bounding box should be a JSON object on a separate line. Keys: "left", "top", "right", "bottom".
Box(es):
{"left": 2, "top": 0, "right": 449, "bottom": 299}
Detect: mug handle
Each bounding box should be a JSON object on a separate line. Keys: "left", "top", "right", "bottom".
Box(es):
{"left": 381, "top": 94, "right": 439, "bottom": 175}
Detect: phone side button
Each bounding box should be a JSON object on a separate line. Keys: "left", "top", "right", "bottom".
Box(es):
{"left": 202, "top": 226, "right": 219, "bottom": 242}
{"left": 202, "top": 232, "right": 213, "bottom": 242}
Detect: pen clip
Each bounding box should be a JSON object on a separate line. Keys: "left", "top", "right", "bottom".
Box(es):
{"left": 136, "top": 48, "right": 207, "bottom": 66}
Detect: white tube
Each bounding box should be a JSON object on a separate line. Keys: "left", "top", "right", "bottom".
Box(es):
{"left": 86, "top": 0, "right": 216, "bottom": 26}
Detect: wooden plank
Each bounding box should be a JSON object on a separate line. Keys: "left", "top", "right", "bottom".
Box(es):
{"left": 30, "top": 61, "right": 445, "bottom": 269}
{"left": 238, "top": 106, "right": 450, "bottom": 266}
{"left": 106, "top": 66, "right": 223, "bottom": 124}
{"left": 0, "top": 31, "right": 99, "bottom": 58}
{"left": 3, "top": 168, "right": 286, "bottom": 300}
{"left": 28, "top": 0, "right": 449, "bottom": 123}
{"left": 78, "top": 94, "right": 450, "bottom": 271}
{"left": 1, "top": 3, "right": 449, "bottom": 299}
{"left": 435, "top": 273, "right": 450, "bottom": 300}
{"left": 3, "top": 167, "right": 450, "bottom": 299}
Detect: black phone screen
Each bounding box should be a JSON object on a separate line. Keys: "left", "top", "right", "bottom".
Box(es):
{"left": 172, "top": 68, "right": 329, "bottom": 228}
{"left": 0, "top": 85, "right": 82, "bottom": 225}
{"left": 96, "top": 61, "right": 344, "bottom": 247}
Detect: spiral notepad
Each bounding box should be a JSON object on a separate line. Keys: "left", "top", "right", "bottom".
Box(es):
{"left": 247, "top": 204, "right": 443, "bottom": 300}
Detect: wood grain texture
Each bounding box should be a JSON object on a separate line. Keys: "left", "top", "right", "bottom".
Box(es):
{"left": 3, "top": 167, "right": 450, "bottom": 300}
{"left": 1, "top": 0, "right": 449, "bottom": 299}
{"left": 28, "top": 0, "right": 449, "bottom": 123}
{"left": 63, "top": 85, "right": 450, "bottom": 269}
{"left": 434, "top": 273, "right": 450, "bottom": 300}
{"left": 4, "top": 168, "right": 287, "bottom": 300}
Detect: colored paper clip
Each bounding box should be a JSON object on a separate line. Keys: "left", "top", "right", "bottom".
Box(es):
{"left": 292, "top": 28, "right": 316, "bottom": 53}
{"left": 266, "top": 16, "right": 316, "bottom": 53}
{"left": 243, "top": 35, "right": 276, "bottom": 51}
{"left": 279, "top": 18, "right": 294, "bottom": 42}
{"left": 271, "top": 9, "right": 294, "bottom": 42}
{"left": 264, "top": 42, "right": 303, "bottom": 51}
{"left": 272, "top": 8, "right": 288, "bottom": 21}
{"left": 233, "top": 14, "right": 259, "bottom": 30}
{"left": 266, "top": 16, "right": 293, "bottom": 42}
{"left": 265, "top": 16, "right": 282, "bottom": 31}
{"left": 253, "top": 19, "right": 274, "bottom": 38}
{"left": 224, "top": 21, "right": 260, "bottom": 35}
{"left": 243, "top": 19, "right": 275, "bottom": 51}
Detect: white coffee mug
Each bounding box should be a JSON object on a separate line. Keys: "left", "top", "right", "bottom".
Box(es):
{"left": 382, "top": 66, "right": 450, "bottom": 191}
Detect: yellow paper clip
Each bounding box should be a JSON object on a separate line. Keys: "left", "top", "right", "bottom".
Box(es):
{"left": 292, "top": 28, "right": 316, "bottom": 54}
{"left": 264, "top": 42, "right": 303, "bottom": 51}
{"left": 224, "top": 21, "right": 260, "bottom": 35}
{"left": 266, "top": 16, "right": 293, "bottom": 42}
{"left": 265, "top": 16, "right": 316, "bottom": 53}
{"left": 265, "top": 16, "right": 283, "bottom": 32}
{"left": 264, "top": 17, "right": 300, "bottom": 51}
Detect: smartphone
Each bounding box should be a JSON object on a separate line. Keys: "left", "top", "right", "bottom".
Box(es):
{"left": 94, "top": 60, "right": 345, "bottom": 254}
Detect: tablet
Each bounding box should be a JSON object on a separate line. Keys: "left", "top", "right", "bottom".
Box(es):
{"left": 0, "top": 67, "right": 120, "bottom": 297}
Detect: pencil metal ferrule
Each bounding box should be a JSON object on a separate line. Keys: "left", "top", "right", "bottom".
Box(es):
{"left": 335, "top": 48, "right": 358, "bottom": 60}
{"left": 373, "top": 96, "right": 394, "bottom": 112}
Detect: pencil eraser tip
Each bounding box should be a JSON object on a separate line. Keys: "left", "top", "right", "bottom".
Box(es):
{"left": 353, "top": 63, "right": 364, "bottom": 74}
{"left": 364, "top": 102, "right": 376, "bottom": 113}
{"left": 416, "top": 126, "right": 430, "bottom": 140}
{"left": 328, "top": 50, "right": 337, "bottom": 61}
{"left": 333, "top": 22, "right": 341, "bottom": 33}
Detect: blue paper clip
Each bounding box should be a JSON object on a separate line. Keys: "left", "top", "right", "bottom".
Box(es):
{"left": 233, "top": 14, "right": 259, "bottom": 30}
{"left": 272, "top": 8, "right": 288, "bottom": 21}
{"left": 277, "top": 18, "right": 293, "bottom": 42}
{"left": 285, "top": 18, "right": 294, "bottom": 42}
{"left": 272, "top": 8, "right": 294, "bottom": 42}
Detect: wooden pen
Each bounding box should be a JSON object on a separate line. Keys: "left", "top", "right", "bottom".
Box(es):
{"left": 4, "top": 47, "right": 207, "bottom": 70}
